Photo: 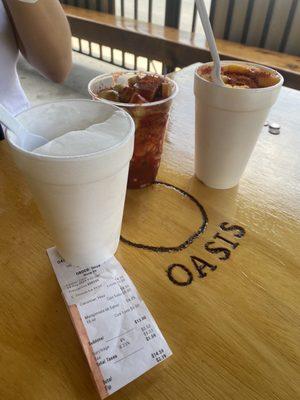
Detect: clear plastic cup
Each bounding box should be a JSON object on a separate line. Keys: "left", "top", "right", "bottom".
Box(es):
{"left": 88, "top": 71, "right": 178, "bottom": 189}
{"left": 6, "top": 100, "right": 134, "bottom": 266}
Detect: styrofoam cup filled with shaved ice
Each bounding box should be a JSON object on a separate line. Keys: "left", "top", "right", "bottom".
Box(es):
{"left": 6, "top": 100, "right": 135, "bottom": 266}
{"left": 88, "top": 71, "right": 178, "bottom": 189}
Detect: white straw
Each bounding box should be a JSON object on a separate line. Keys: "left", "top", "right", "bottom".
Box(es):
{"left": 195, "top": 0, "right": 225, "bottom": 86}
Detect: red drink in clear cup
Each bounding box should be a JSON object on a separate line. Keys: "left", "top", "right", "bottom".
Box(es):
{"left": 88, "top": 72, "right": 178, "bottom": 189}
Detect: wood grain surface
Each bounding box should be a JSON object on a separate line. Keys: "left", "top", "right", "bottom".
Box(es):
{"left": 0, "top": 64, "right": 299, "bottom": 400}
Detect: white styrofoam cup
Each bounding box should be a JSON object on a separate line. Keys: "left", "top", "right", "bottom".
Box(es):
{"left": 194, "top": 61, "right": 283, "bottom": 189}
{"left": 6, "top": 99, "right": 135, "bottom": 266}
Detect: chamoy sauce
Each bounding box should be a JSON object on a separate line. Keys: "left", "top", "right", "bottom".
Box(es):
{"left": 95, "top": 73, "right": 176, "bottom": 189}
{"left": 198, "top": 64, "right": 281, "bottom": 89}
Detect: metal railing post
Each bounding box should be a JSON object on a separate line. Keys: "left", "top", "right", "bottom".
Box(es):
{"left": 165, "top": 0, "right": 181, "bottom": 28}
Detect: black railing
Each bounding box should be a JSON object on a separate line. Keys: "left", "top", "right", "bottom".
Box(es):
{"left": 62, "top": 0, "right": 115, "bottom": 13}
{"left": 209, "top": 0, "right": 299, "bottom": 55}
{"left": 61, "top": 0, "right": 299, "bottom": 74}
{"left": 61, "top": 0, "right": 205, "bottom": 32}
{"left": 61, "top": 0, "right": 210, "bottom": 74}
{"left": 165, "top": 0, "right": 181, "bottom": 28}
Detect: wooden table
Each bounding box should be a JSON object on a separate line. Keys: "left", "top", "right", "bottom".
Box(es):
{"left": 0, "top": 64, "right": 299, "bottom": 400}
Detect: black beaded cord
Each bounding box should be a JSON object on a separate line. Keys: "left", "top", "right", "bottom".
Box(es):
{"left": 120, "top": 181, "right": 208, "bottom": 253}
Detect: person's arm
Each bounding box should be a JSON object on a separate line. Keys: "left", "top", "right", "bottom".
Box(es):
{"left": 4, "top": 0, "right": 72, "bottom": 83}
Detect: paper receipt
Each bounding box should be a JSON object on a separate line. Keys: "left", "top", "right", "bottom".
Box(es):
{"left": 47, "top": 247, "right": 172, "bottom": 398}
